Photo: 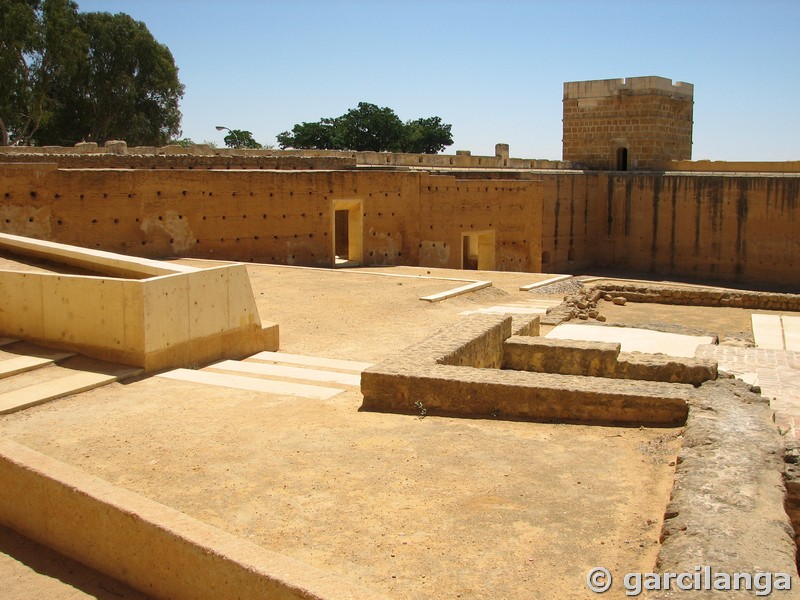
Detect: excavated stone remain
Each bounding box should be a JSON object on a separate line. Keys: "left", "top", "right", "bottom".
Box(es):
{"left": 361, "top": 314, "right": 693, "bottom": 425}
{"left": 652, "top": 379, "right": 799, "bottom": 596}
{"left": 503, "top": 336, "right": 716, "bottom": 386}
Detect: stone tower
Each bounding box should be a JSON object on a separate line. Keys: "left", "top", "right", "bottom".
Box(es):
{"left": 562, "top": 76, "right": 694, "bottom": 170}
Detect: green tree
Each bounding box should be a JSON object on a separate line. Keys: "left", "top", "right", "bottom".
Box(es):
{"left": 223, "top": 129, "right": 261, "bottom": 149}
{"left": 401, "top": 116, "right": 453, "bottom": 154}
{"left": 333, "top": 102, "right": 405, "bottom": 152}
{"left": 0, "top": 0, "right": 85, "bottom": 145}
{"left": 276, "top": 118, "right": 336, "bottom": 150}
{"left": 277, "top": 103, "right": 453, "bottom": 153}
{"left": 35, "top": 10, "right": 184, "bottom": 146}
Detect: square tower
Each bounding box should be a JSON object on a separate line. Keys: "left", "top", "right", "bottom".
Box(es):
{"left": 562, "top": 76, "right": 694, "bottom": 170}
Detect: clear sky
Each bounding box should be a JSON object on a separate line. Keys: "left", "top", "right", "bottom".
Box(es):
{"left": 76, "top": 0, "right": 799, "bottom": 161}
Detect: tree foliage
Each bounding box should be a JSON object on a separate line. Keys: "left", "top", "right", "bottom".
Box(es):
{"left": 0, "top": 0, "right": 184, "bottom": 146}
{"left": 277, "top": 102, "right": 453, "bottom": 154}
{"left": 223, "top": 129, "right": 261, "bottom": 149}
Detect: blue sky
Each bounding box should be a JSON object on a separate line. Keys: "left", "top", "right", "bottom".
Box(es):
{"left": 77, "top": 0, "right": 799, "bottom": 161}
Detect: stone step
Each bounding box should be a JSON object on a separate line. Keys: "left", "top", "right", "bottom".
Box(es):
{"left": 157, "top": 368, "right": 343, "bottom": 400}
{"left": 208, "top": 360, "right": 361, "bottom": 387}
{"left": 0, "top": 371, "right": 118, "bottom": 415}
{"left": 247, "top": 351, "right": 373, "bottom": 373}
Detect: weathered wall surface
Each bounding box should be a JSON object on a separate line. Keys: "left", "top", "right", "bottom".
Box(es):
{"left": 0, "top": 164, "right": 543, "bottom": 272}
{"left": 539, "top": 173, "right": 605, "bottom": 272}
{"left": 421, "top": 178, "right": 542, "bottom": 271}
{"left": 593, "top": 174, "right": 800, "bottom": 286}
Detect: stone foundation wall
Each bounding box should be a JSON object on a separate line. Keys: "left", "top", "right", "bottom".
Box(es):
{"left": 589, "top": 282, "right": 800, "bottom": 310}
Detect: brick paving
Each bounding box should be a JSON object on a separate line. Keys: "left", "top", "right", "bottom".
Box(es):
{"left": 696, "top": 344, "right": 800, "bottom": 440}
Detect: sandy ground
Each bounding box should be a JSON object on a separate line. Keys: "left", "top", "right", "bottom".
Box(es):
{"left": 1, "top": 265, "right": 684, "bottom": 599}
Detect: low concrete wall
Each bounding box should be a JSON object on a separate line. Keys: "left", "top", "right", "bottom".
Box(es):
{"left": 361, "top": 314, "right": 692, "bottom": 425}
{"left": 0, "top": 234, "right": 278, "bottom": 371}
{"left": 0, "top": 440, "right": 385, "bottom": 600}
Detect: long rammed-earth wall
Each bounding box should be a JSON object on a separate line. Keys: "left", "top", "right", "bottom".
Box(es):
{"left": 0, "top": 164, "right": 543, "bottom": 273}
{"left": 589, "top": 173, "right": 800, "bottom": 285}
{"left": 1, "top": 161, "right": 798, "bottom": 288}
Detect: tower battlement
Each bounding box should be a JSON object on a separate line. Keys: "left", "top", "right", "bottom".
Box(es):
{"left": 563, "top": 76, "right": 694, "bottom": 100}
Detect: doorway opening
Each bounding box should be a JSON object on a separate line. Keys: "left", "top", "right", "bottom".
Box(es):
{"left": 616, "top": 147, "right": 629, "bottom": 171}
{"left": 332, "top": 200, "right": 363, "bottom": 267}
{"left": 461, "top": 231, "right": 495, "bottom": 271}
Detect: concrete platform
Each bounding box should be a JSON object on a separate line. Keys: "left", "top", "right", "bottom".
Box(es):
{"left": 248, "top": 351, "right": 372, "bottom": 372}
{"left": 752, "top": 314, "right": 785, "bottom": 350}
{"left": 157, "top": 368, "right": 344, "bottom": 400}
{"left": 545, "top": 324, "right": 714, "bottom": 358}
{"left": 208, "top": 360, "right": 361, "bottom": 387}
{"left": 419, "top": 280, "right": 491, "bottom": 302}
{"left": 460, "top": 305, "right": 549, "bottom": 316}
{"left": 782, "top": 316, "right": 800, "bottom": 351}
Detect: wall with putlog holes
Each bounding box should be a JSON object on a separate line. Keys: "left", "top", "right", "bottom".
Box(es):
{"left": 1, "top": 162, "right": 798, "bottom": 288}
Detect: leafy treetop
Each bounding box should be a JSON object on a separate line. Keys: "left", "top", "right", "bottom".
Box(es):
{"left": 223, "top": 129, "right": 261, "bottom": 149}
{"left": 0, "top": 0, "right": 184, "bottom": 146}
{"left": 277, "top": 103, "right": 453, "bottom": 154}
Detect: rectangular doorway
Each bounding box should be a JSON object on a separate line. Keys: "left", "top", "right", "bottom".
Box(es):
{"left": 461, "top": 231, "right": 495, "bottom": 271}
{"left": 332, "top": 200, "right": 363, "bottom": 267}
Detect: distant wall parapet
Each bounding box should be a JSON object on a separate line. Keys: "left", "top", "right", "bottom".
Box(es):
{"left": 0, "top": 141, "right": 572, "bottom": 171}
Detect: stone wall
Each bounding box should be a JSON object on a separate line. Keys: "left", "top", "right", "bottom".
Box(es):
{"left": 563, "top": 76, "right": 694, "bottom": 170}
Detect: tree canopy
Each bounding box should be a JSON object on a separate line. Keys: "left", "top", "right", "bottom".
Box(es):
{"left": 222, "top": 129, "right": 261, "bottom": 149}
{"left": 0, "top": 0, "right": 184, "bottom": 146}
{"left": 277, "top": 103, "right": 453, "bottom": 154}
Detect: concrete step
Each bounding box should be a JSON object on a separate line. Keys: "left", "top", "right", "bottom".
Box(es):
{"left": 0, "top": 356, "right": 59, "bottom": 380}
{"left": 207, "top": 360, "right": 361, "bottom": 387}
{"left": 0, "top": 343, "right": 77, "bottom": 380}
{"left": 0, "top": 353, "right": 143, "bottom": 415}
{"left": 157, "top": 368, "right": 343, "bottom": 400}
{"left": 0, "top": 371, "right": 117, "bottom": 415}
{"left": 248, "top": 351, "right": 373, "bottom": 373}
